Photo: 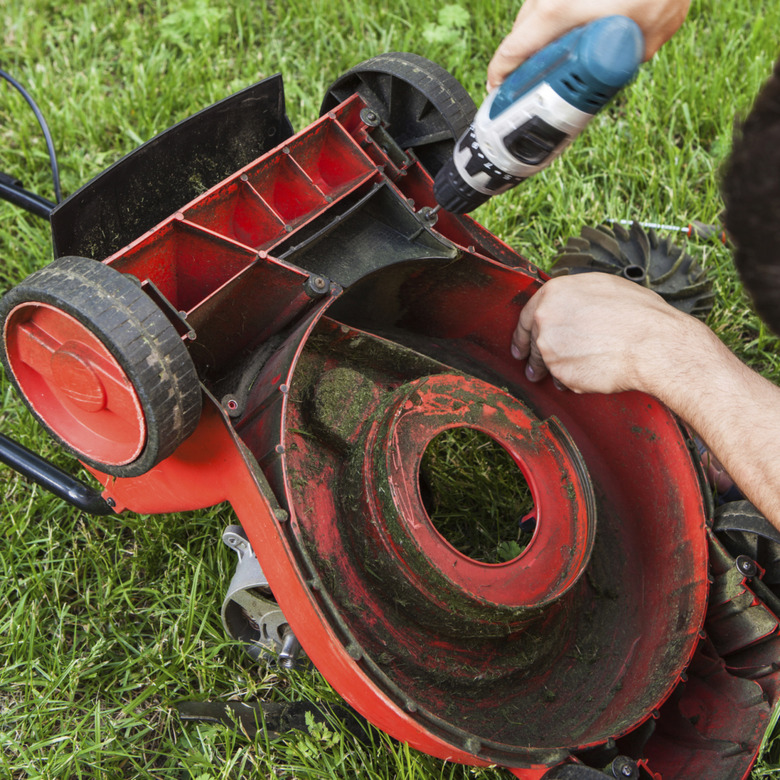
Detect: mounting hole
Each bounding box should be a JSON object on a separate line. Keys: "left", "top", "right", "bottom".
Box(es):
{"left": 419, "top": 427, "right": 535, "bottom": 564}
{"left": 622, "top": 264, "right": 646, "bottom": 281}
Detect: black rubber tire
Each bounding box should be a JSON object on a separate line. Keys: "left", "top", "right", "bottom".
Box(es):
{"left": 550, "top": 221, "right": 715, "bottom": 320}
{"left": 321, "top": 52, "right": 476, "bottom": 178}
{"left": 0, "top": 256, "right": 202, "bottom": 477}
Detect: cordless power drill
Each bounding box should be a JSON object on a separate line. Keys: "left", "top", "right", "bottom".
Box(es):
{"left": 433, "top": 15, "right": 645, "bottom": 214}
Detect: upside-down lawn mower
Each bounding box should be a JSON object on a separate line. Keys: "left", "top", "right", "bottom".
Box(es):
{"left": 1, "top": 54, "right": 779, "bottom": 779}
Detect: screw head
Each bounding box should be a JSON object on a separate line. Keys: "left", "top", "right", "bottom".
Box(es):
{"left": 360, "top": 108, "right": 380, "bottom": 126}
{"left": 611, "top": 756, "right": 638, "bottom": 779}
{"left": 736, "top": 555, "right": 758, "bottom": 578}
{"left": 305, "top": 275, "right": 330, "bottom": 297}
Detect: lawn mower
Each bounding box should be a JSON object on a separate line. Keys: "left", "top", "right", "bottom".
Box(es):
{"left": 1, "top": 53, "right": 779, "bottom": 779}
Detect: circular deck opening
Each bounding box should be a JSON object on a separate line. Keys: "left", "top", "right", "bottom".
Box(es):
{"left": 419, "top": 427, "right": 535, "bottom": 564}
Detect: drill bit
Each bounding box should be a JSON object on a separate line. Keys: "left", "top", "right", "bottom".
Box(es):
{"left": 611, "top": 219, "right": 727, "bottom": 244}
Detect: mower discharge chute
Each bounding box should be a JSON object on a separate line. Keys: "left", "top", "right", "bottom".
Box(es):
{"left": 1, "top": 54, "right": 778, "bottom": 779}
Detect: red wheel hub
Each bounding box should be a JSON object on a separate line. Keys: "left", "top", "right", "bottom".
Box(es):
{"left": 4, "top": 302, "right": 146, "bottom": 465}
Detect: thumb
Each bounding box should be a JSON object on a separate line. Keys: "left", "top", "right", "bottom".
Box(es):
{"left": 487, "top": 11, "right": 580, "bottom": 89}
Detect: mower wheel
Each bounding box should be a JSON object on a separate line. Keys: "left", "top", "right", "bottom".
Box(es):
{"left": 320, "top": 52, "right": 476, "bottom": 178}
{"left": 551, "top": 221, "right": 715, "bottom": 319}
{"left": 0, "top": 256, "right": 202, "bottom": 477}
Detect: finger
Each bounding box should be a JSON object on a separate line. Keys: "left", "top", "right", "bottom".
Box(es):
{"left": 525, "top": 340, "right": 549, "bottom": 383}
{"left": 487, "top": 7, "right": 590, "bottom": 89}
{"left": 487, "top": 34, "right": 533, "bottom": 91}
{"left": 487, "top": 28, "right": 557, "bottom": 90}
{"left": 511, "top": 320, "right": 531, "bottom": 361}
{"left": 487, "top": 4, "right": 540, "bottom": 89}
{"left": 511, "top": 293, "right": 542, "bottom": 360}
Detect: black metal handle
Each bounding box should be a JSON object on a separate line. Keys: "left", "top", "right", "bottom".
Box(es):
{"left": 0, "top": 433, "right": 114, "bottom": 515}
{"left": 0, "top": 173, "right": 54, "bottom": 219}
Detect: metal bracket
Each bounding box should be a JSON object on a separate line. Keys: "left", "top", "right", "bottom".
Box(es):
{"left": 221, "top": 524, "right": 303, "bottom": 667}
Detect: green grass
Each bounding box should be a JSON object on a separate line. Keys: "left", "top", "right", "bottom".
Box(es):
{"left": 2, "top": 0, "right": 780, "bottom": 777}
{"left": 420, "top": 428, "right": 535, "bottom": 564}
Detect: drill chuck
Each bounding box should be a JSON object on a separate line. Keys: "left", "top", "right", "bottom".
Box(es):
{"left": 434, "top": 127, "right": 526, "bottom": 212}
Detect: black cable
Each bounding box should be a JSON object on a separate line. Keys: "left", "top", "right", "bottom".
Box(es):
{"left": 0, "top": 175, "right": 54, "bottom": 218}
{"left": 0, "top": 67, "right": 62, "bottom": 203}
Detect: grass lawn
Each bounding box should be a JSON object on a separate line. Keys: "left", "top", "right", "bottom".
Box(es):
{"left": 2, "top": 0, "right": 780, "bottom": 777}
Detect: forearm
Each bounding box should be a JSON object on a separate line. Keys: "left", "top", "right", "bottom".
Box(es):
{"left": 637, "top": 318, "right": 780, "bottom": 526}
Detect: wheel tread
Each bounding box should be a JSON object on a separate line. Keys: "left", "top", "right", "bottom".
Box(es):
{"left": 321, "top": 52, "right": 476, "bottom": 177}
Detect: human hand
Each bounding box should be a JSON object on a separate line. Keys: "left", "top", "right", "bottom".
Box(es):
{"left": 513, "top": 271, "right": 780, "bottom": 529}
{"left": 511, "top": 273, "right": 691, "bottom": 395}
{"left": 487, "top": 0, "right": 691, "bottom": 90}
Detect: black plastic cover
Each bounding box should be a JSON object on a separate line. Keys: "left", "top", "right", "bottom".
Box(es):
{"left": 506, "top": 116, "right": 567, "bottom": 165}
{"left": 433, "top": 156, "right": 492, "bottom": 213}
{"left": 51, "top": 75, "right": 294, "bottom": 261}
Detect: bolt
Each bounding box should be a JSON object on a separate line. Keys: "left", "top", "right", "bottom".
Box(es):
{"left": 418, "top": 205, "right": 439, "bottom": 226}
{"left": 360, "top": 108, "right": 380, "bottom": 127}
{"left": 278, "top": 628, "right": 302, "bottom": 669}
{"left": 611, "top": 756, "right": 638, "bottom": 779}
{"left": 736, "top": 555, "right": 758, "bottom": 578}
{"left": 222, "top": 395, "right": 241, "bottom": 417}
{"left": 305, "top": 274, "right": 330, "bottom": 298}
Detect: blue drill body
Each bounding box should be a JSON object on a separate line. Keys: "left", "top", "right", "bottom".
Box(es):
{"left": 433, "top": 16, "right": 644, "bottom": 214}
